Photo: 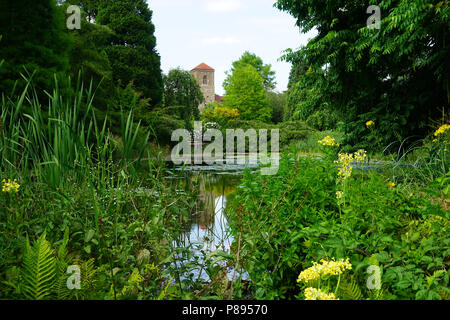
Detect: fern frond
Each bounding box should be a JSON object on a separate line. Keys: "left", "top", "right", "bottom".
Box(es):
{"left": 440, "top": 287, "right": 450, "bottom": 300}
{"left": 22, "top": 232, "right": 57, "bottom": 300}
{"left": 71, "top": 258, "right": 97, "bottom": 299}
{"left": 55, "top": 228, "right": 77, "bottom": 300}
{"left": 338, "top": 275, "right": 363, "bottom": 300}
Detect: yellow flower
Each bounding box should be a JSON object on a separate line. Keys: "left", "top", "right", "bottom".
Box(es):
{"left": 304, "top": 287, "right": 338, "bottom": 300}
{"left": 434, "top": 124, "right": 450, "bottom": 136}
{"left": 2, "top": 179, "right": 20, "bottom": 193}
{"left": 297, "top": 258, "right": 352, "bottom": 284}
{"left": 366, "top": 120, "right": 375, "bottom": 128}
{"left": 353, "top": 149, "right": 367, "bottom": 163}
{"left": 335, "top": 153, "right": 354, "bottom": 181}
{"left": 336, "top": 191, "right": 344, "bottom": 200}
{"left": 388, "top": 182, "right": 396, "bottom": 189}
{"left": 432, "top": 139, "right": 438, "bottom": 143}
{"left": 318, "top": 136, "right": 339, "bottom": 147}
{"left": 335, "top": 150, "right": 367, "bottom": 182}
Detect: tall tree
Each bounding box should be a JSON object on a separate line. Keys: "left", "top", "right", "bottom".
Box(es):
{"left": 276, "top": 0, "right": 449, "bottom": 150}
{"left": 64, "top": 2, "right": 115, "bottom": 113}
{"left": 96, "top": 0, "right": 163, "bottom": 108}
{"left": 228, "top": 51, "right": 276, "bottom": 91}
{"left": 68, "top": 0, "right": 100, "bottom": 22}
{"left": 223, "top": 64, "right": 272, "bottom": 122}
{"left": 163, "top": 68, "right": 204, "bottom": 121}
{"left": 0, "top": 0, "right": 70, "bottom": 95}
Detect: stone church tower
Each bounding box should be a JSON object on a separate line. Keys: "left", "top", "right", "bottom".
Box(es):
{"left": 190, "top": 63, "right": 215, "bottom": 112}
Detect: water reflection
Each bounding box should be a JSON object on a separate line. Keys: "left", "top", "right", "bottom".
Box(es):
{"left": 181, "top": 172, "right": 240, "bottom": 248}
{"left": 168, "top": 169, "right": 243, "bottom": 280}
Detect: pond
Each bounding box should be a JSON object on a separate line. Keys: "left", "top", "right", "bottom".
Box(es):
{"left": 165, "top": 156, "right": 262, "bottom": 282}
{"left": 161, "top": 154, "right": 408, "bottom": 284}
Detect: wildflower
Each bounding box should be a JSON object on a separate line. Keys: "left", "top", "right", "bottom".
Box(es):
{"left": 297, "top": 258, "right": 352, "bottom": 283}
{"left": 434, "top": 124, "right": 450, "bottom": 136}
{"left": 388, "top": 182, "right": 396, "bottom": 189}
{"left": 304, "top": 287, "right": 338, "bottom": 300}
{"left": 2, "top": 179, "right": 20, "bottom": 193}
{"left": 297, "top": 263, "right": 322, "bottom": 283}
{"left": 432, "top": 139, "right": 438, "bottom": 143}
{"left": 336, "top": 191, "right": 344, "bottom": 200}
{"left": 318, "top": 136, "right": 339, "bottom": 147}
{"left": 366, "top": 120, "right": 375, "bottom": 128}
{"left": 335, "top": 150, "right": 367, "bottom": 182}
{"left": 335, "top": 153, "right": 354, "bottom": 181}
{"left": 318, "top": 258, "right": 352, "bottom": 277}
{"left": 353, "top": 149, "right": 367, "bottom": 163}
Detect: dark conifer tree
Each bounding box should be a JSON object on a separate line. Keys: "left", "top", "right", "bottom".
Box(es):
{"left": 0, "top": 0, "right": 70, "bottom": 95}
{"left": 96, "top": 0, "right": 163, "bottom": 108}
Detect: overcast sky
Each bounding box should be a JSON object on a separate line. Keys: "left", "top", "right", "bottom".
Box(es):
{"left": 149, "top": 0, "right": 316, "bottom": 95}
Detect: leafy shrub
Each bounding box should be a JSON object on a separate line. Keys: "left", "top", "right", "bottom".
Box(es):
{"left": 227, "top": 146, "right": 449, "bottom": 300}
{"left": 201, "top": 102, "right": 240, "bottom": 128}
{"left": 306, "top": 108, "right": 339, "bottom": 131}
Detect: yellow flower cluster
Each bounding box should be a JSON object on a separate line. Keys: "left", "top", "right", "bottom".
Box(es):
{"left": 2, "top": 179, "right": 20, "bottom": 193}
{"left": 318, "top": 136, "right": 339, "bottom": 147}
{"left": 335, "top": 150, "right": 367, "bottom": 181}
{"left": 366, "top": 120, "right": 375, "bottom": 128}
{"left": 336, "top": 191, "right": 344, "bottom": 200}
{"left": 434, "top": 124, "right": 450, "bottom": 136}
{"left": 297, "top": 258, "right": 352, "bottom": 283}
{"left": 304, "top": 287, "right": 338, "bottom": 300}
{"left": 387, "top": 181, "right": 396, "bottom": 189}
{"left": 202, "top": 105, "right": 240, "bottom": 121}
{"left": 353, "top": 149, "right": 367, "bottom": 162}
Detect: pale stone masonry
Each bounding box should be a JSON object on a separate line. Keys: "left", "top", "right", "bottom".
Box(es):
{"left": 190, "top": 63, "right": 215, "bottom": 112}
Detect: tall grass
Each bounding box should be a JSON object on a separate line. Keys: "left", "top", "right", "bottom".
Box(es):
{"left": 0, "top": 73, "right": 147, "bottom": 188}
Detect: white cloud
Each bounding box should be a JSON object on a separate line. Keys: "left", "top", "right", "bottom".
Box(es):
{"left": 201, "top": 36, "right": 241, "bottom": 45}
{"left": 204, "top": 0, "right": 243, "bottom": 13}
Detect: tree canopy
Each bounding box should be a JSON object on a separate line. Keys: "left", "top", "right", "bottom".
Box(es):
{"left": 223, "top": 64, "right": 272, "bottom": 122}
{"left": 97, "top": 0, "right": 163, "bottom": 108}
{"left": 0, "top": 0, "right": 70, "bottom": 94}
{"left": 277, "top": 0, "right": 450, "bottom": 149}
{"left": 226, "top": 51, "right": 277, "bottom": 91}
{"left": 163, "top": 68, "right": 204, "bottom": 121}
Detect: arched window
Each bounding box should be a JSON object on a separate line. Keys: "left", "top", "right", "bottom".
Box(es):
{"left": 203, "top": 75, "right": 207, "bottom": 85}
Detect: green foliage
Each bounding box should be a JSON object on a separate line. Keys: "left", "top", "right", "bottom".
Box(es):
{"left": 266, "top": 91, "right": 286, "bottom": 124}
{"left": 97, "top": 0, "right": 163, "bottom": 107}
{"left": 145, "top": 106, "right": 188, "bottom": 145}
{"left": 223, "top": 64, "right": 272, "bottom": 122}
{"left": 69, "top": 0, "right": 100, "bottom": 21}
{"left": 22, "top": 232, "right": 57, "bottom": 300}
{"left": 227, "top": 51, "right": 276, "bottom": 91}
{"left": 338, "top": 276, "right": 363, "bottom": 300}
{"left": 0, "top": 0, "right": 70, "bottom": 94}
{"left": 227, "top": 142, "right": 449, "bottom": 299}
{"left": 163, "top": 68, "right": 204, "bottom": 121}
{"left": 0, "top": 74, "right": 148, "bottom": 188}
{"left": 306, "top": 108, "right": 340, "bottom": 131}
{"left": 201, "top": 102, "right": 240, "bottom": 128}
{"left": 277, "top": 0, "right": 449, "bottom": 151}
{"left": 65, "top": 5, "right": 116, "bottom": 114}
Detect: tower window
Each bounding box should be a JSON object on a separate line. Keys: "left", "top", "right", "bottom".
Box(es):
{"left": 203, "top": 75, "right": 207, "bottom": 85}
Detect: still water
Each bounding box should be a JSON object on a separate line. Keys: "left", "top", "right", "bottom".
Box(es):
{"left": 166, "top": 159, "right": 259, "bottom": 281}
